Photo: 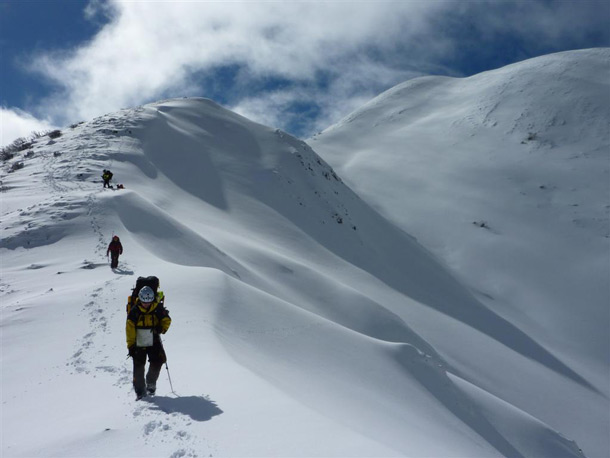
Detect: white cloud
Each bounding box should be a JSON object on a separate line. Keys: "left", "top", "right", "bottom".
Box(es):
{"left": 26, "top": 1, "right": 448, "bottom": 132}
{"left": 83, "top": 0, "right": 116, "bottom": 25}
{"left": 1, "top": 107, "right": 57, "bottom": 147}
{"left": 20, "top": 0, "right": 610, "bottom": 138}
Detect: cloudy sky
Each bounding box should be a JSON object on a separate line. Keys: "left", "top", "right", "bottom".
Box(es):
{"left": 1, "top": 0, "right": 609, "bottom": 146}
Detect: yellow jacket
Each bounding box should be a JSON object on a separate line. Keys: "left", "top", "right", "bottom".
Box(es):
{"left": 126, "top": 292, "right": 171, "bottom": 348}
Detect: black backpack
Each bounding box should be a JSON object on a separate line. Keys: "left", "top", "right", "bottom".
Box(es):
{"left": 127, "top": 276, "right": 161, "bottom": 314}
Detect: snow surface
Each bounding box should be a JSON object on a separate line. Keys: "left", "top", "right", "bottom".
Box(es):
{"left": 311, "top": 48, "right": 610, "bottom": 457}
{"left": 1, "top": 49, "right": 608, "bottom": 457}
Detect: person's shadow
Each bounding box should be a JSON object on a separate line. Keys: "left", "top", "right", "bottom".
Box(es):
{"left": 112, "top": 267, "right": 134, "bottom": 275}
{"left": 145, "top": 395, "right": 223, "bottom": 421}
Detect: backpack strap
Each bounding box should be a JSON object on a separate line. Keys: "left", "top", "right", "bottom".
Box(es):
{"left": 126, "top": 295, "right": 135, "bottom": 314}
{"left": 127, "top": 300, "right": 141, "bottom": 323}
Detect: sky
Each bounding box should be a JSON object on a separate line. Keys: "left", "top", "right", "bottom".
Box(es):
{"left": 1, "top": 0, "right": 609, "bottom": 147}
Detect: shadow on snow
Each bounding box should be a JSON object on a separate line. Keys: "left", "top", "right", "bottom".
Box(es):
{"left": 145, "top": 395, "right": 223, "bottom": 422}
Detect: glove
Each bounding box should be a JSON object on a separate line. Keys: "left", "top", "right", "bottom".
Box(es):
{"left": 128, "top": 346, "right": 137, "bottom": 357}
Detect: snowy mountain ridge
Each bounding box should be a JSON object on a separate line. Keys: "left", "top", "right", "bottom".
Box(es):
{"left": 1, "top": 49, "right": 609, "bottom": 457}
{"left": 311, "top": 47, "right": 610, "bottom": 457}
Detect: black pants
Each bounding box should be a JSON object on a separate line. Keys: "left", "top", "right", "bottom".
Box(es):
{"left": 103, "top": 180, "right": 111, "bottom": 188}
{"left": 110, "top": 253, "right": 119, "bottom": 268}
{"left": 132, "top": 341, "right": 167, "bottom": 396}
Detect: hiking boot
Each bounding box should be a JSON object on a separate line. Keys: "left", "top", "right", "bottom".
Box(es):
{"left": 146, "top": 384, "right": 156, "bottom": 396}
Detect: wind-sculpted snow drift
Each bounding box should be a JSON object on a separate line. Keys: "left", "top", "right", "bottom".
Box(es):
{"left": 2, "top": 51, "right": 606, "bottom": 457}
{"left": 312, "top": 48, "right": 610, "bottom": 457}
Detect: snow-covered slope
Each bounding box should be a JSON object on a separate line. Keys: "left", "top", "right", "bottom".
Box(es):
{"left": 0, "top": 83, "right": 603, "bottom": 457}
{"left": 311, "top": 48, "right": 610, "bottom": 457}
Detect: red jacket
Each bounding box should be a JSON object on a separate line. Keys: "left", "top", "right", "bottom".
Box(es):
{"left": 107, "top": 240, "right": 123, "bottom": 255}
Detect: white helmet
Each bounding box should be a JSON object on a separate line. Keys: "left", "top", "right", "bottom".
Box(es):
{"left": 138, "top": 286, "right": 155, "bottom": 303}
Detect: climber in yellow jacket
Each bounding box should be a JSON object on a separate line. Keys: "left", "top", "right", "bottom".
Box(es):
{"left": 126, "top": 286, "right": 171, "bottom": 400}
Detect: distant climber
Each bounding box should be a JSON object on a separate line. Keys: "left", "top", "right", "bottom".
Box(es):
{"left": 102, "top": 169, "right": 113, "bottom": 188}
{"left": 126, "top": 284, "right": 171, "bottom": 400}
{"left": 106, "top": 235, "right": 123, "bottom": 268}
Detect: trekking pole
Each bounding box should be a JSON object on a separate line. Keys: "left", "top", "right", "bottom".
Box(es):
{"left": 165, "top": 361, "right": 176, "bottom": 395}
{"left": 159, "top": 334, "right": 177, "bottom": 396}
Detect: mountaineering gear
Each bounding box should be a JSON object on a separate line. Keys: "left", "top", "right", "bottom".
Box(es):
{"left": 138, "top": 286, "right": 155, "bottom": 303}
{"left": 102, "top": 170, "right": 113, "bottom": 188}
{"left": 137, "top": 327, "right": 154, "bottom": 347}
{"left": 126, "top": 278, "right": 170, "bottom": 399}
{"left": 163, "top": 346, "right": 176, "bottom": 395}
{"left": 126, "top": 296, "right": 170, "bottom": 348}
{"left": 106, "top": 236, "right": 123, "bottom": 269}
{"left": 127, "top": 276, "right": 161, "bottom": 314}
